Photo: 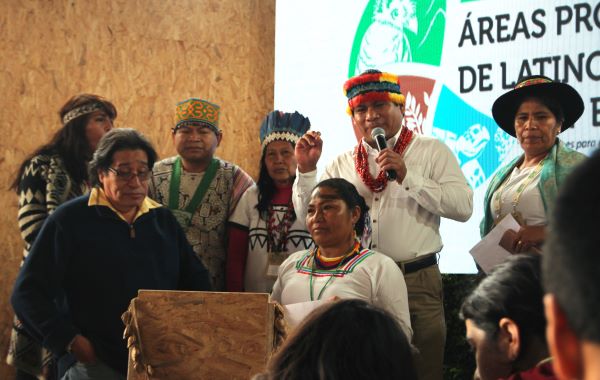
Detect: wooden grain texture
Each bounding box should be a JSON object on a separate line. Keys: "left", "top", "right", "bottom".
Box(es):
{"left": 126, "top": 291, "right": 274, "bottom": 380}
{"left": 0, "top": 1, "right": 274, "bottom": 378}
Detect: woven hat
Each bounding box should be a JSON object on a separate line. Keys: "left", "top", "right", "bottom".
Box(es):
{"left": 492, "top": 75, "right": 584, "bottom": 137}
{"left": 259, "top": 111, "right": 310, "bottom": 151}
{"left": 343, "top": 69, "right": 405, "bottom": 115}
{"left": 174, "top": 98, "right": 220, "bottom": 132}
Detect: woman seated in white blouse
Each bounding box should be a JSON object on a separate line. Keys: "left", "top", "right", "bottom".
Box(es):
{"left": 271, "top": 178, "right": 412, "bottom": 340}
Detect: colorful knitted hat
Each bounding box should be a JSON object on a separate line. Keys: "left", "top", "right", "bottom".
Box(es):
{"left": 259, "top": 111, "right": 311, "bottom": 151}
{"left": 173, "top": 98, "right": 220, "bottom": 132}
{"left": 492, "top": 75, "right": 584, "bottom": 137}
{"left": 343, "top": 69, "right": 405, "bottom": 115}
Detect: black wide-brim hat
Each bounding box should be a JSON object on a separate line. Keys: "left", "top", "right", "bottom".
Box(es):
{"left": 492, "top": 75, "right": 584, "bottom": 137}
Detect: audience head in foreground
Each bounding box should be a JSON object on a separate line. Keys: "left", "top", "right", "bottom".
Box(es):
{"left": 256, "top": 299, "right": 416, "bottom": 380}
{"left": 461, "top": 254, "right": 551, "bottom": 380}
{"left": 544, "top": 149, "right": 600, "bottom": 380}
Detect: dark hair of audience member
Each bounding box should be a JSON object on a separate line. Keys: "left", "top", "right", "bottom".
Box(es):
{"left": 313, "top": 178, "right": 370, "bottom": 237}
{"left": 257, "top": 299, "right": 416, "bottom": 380}
{"left": 460, "top": 254, "right": 546, "bottom": 356}
{"left": 87, "top": 128, "right": 157, "bottom": 187}
{"left": 544, "top": 148, "right": 600, "bottom": 343}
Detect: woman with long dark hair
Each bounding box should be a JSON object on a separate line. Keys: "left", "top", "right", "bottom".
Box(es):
{"left": 226, "top": 111, "right": 313, "bottom": 292}
{"left": 7, "top": 93, "right": 116, "bottom": 380}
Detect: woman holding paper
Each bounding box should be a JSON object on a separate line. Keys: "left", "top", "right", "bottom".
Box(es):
{"left": 271, "top": 178, "right": 412, "bottom": 340}
{"left": 481, "top": 75, "right": 586, "bottom": 253}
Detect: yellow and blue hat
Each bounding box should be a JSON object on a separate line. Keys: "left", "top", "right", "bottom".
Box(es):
{"left": 173, "top": 98, "right": 220, "bottom": 133}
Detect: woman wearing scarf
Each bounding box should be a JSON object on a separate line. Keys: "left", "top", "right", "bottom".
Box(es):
{"left": 481, "top": 76, "right": 587, "bottom": 254}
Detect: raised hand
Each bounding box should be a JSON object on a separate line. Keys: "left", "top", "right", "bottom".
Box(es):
{"left": 295, "top": 131, "right": 323, "bottom": 173}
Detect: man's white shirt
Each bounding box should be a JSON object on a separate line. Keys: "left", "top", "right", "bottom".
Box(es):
{"left": 293, "top": 128, "right": 473, "bottom": 262}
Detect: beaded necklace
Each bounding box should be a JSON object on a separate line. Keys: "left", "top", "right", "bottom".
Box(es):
{"left": 354, "top": 127, "right": 414, "bottom": 193}
{"left": 309, "top": 241, "right": 360, "bottom": 301}
{"left": 266, "top": 197, "right": 295, "bottom": 253}
{"left": 492, "top": 158, "right": 545, "bottom": 225}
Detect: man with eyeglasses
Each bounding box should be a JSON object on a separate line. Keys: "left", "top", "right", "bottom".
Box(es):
{"left": 148, "top": 98, "right": 254, "bottom": 291}
{"left": 11, "top": 128, "right": 212, "bottom": 380}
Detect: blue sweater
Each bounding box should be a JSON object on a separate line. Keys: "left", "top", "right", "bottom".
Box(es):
{"left": 11, "top": 194, "right": 212, "bottom": 376}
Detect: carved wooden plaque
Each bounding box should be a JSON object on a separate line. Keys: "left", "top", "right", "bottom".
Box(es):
{"left": 124, "top": 290, "right": 276, "bottom": 380}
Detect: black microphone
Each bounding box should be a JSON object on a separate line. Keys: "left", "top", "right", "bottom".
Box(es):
{"left": 371, "top": 127, "right": 397, "bottom": 181}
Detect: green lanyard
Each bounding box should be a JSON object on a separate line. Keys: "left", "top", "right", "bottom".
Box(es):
{"left": 309, "top": 242, "right": 359, "bottom": 301}
{"left": 168, "top": 156, "right": 219, "bottom": 217}
{"left": 309, "top": 263, "right": 339, "bottom": 301}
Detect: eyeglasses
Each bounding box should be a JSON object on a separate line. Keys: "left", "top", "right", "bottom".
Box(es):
{"left": 107, "top": 167, "right": 151, "bottom": 182}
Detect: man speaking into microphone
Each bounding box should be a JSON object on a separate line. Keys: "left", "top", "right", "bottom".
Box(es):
{"left": 371, "top": 127, "right": 397, "bottom": 181}
{"left": 292, "top": 69, "right": 473, "bottom": 380}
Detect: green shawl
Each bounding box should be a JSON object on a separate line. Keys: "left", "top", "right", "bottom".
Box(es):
{"left": 480, "top": 140, "right": 586, "bottom": 237}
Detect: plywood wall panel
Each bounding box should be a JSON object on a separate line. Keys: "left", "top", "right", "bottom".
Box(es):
{"left": 0, "top": 1, "right": 274, "bottom": 378}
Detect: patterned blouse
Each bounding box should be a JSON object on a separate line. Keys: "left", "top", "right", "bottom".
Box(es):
{"left": 8, "top": 152, "right": 87, "bottom": 377}
{"left": 17, "top": 153, "right": 88, "bottom": 257}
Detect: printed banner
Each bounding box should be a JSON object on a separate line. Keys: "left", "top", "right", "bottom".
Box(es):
{"left": 275, "top": 0, "right": 600, "bottom": 273}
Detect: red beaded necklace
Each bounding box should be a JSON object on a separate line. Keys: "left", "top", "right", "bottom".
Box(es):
{"left": 266, "top": 197, "right": 295, "bottom": 253}
{"left": 354, "top": 127, "right": 414, "bottom": 193}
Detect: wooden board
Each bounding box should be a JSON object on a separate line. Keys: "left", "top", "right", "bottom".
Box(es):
{"left": 125, "top": 290, "right": 275, "bottom": 380}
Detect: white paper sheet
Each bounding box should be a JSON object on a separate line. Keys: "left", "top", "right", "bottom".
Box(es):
{"left": 283, "top": 300, "right": 327, "bottom": 329}
{"left": 469, "top": 214, "right": 520, "bottom": 273}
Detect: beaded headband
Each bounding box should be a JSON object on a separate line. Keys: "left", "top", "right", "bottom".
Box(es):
{"left": 61, "top": 103, "right": 104, "bottom": 126}
{"left": 174, "top": 98, "right": 220, "bottom": 133}
{"left": 343, "top": 71, "right": 405, "bottom": 115}
{"left": 260, "top": 111, "right": 311, "bottom": 151}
